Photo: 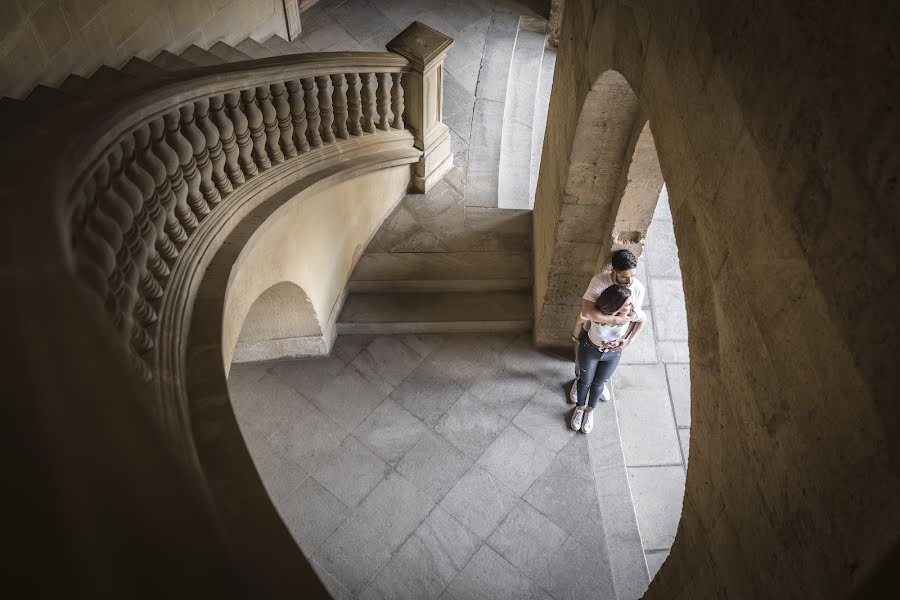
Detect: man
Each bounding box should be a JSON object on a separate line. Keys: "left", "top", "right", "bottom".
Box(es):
{"left": 569, "top": 249, "right": 647, "bottom": 403}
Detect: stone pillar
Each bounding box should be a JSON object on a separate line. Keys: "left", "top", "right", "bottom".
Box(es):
{"left": 387, "top": 22, "right": 454, "bottom": 193}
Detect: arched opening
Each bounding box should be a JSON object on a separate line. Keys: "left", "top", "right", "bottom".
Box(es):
{"left": 233, "top": 282, "right": 323, "bottom": 364}
{"left": 539, "top": 67, "right": 691, "bottom": 587}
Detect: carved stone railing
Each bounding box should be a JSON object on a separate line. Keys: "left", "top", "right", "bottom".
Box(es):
{"left": 3, "top": 22, "right": 453, "bottom": 598}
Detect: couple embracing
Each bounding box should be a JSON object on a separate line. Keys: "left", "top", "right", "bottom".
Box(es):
{"left": 568, "top": 249, "right": 647, "bottom": 434}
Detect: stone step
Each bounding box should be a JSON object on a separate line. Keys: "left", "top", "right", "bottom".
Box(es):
{"left": 152, "top": 50, "right": 195, "bottom": 71}
{"left": 26, "top": 84, "right": 80, "bottom": 112}
{"left": 497, "top": 16, "right": 547, "bottom": 210}
{"left": 121, "top": 57, "right": 165, "bottom": 78}
{"left": 263, "top": 34, "right": 302, "bottom": 56}
{"left": 349, "top": 250, "right": 532, "bottom": 293}
{"left": 236, "top": 38, "right": 278, "bottom": 59}
{"left": 208, "top": 41, "right": 253, "bottom": 63}
{"left": 529, "top": 42, "right": 557, "bottom": 204}
{"left": 466, "top": 11, "right": 519, "bottom": 208}
{"left": 337, "top": 290, "right": 533, "bottom": 334}
{"left": 180, "top": 44, "right": 225, "bottom": 67}
{"left": 89, "top": 65, "right": 134, "bottom": 87}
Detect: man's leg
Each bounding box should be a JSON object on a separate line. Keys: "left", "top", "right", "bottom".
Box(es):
{"left": 569, "top": 321, "right": 588, "bottom": 403}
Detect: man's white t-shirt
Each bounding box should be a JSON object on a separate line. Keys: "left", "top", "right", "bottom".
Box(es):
{"left": 582, "top": 272, "right": 646, "bottom": 346}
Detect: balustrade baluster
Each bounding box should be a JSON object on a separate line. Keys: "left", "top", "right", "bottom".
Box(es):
{"left": 195, "top": 98, "right": 233, "bottom": 197}
{"left": 315, "top": 75, "right": 335, "bottom": 143}
{"left": 76, "top": 178, "right": 115, "bottom": 301}
{"left": 134, "top": 125, "right": 179, "bottom": 263}
{"left": 360, "top": 73, "right": 376, "bottom": 133}
{"left": 256, "top": 85, "right": 284, "bottom": 164}
{"left": 110, "top": 142, "right": 161, "bottom": 342}
{"left": 126, "top": 130, "right": 170, "bottom": 287}
{"left": 271, "top": 82, "right": 297, "bottom": 158}
{"left": 331, "top": 74, "right": 349, "bottom": 139}
{"left": 180, "top": 104, "right": 220, "bottom": 210}
{"left": 301, "top": 77, "right": 323, "bottom": 147}
{"left": 151, "top": 117, "right": 197, "bottom": 234}
{"left": 346, "top": 73, "right": 362, "bottom": 136}
{"left": 132, "top": 322, "right": 154, "bottom": 354}
{"left": 148, "top": 118, "right": 191, "bottom": 243}
{"left": 164, "top": 111, "right": 208, "bottom": 221}
{"left": 95, "top": 159, "right": 139, "bottom": 341}
{"left": 209, "top": 95, "right": 243, "bottom": 187}
{"left": 224, "top": 92, "right": 257, "bottom": 179}
{"left": 286, "top": 80, "right": 310, "bottom": 153}
{"left": 375, "top": 72, "right": 390, "bottom": 131}
{"left": 241, "top": 88, "right": 271, "bottom": 170}
{"left": 391, "top": 72, "right": 405, "bottom": 130}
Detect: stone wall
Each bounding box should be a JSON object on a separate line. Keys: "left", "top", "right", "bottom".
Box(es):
{"left": 224, "top": 165, "right": 411, "bottom": 366}
{"left": 0, "top": 0, "right": 288, "bottom": 98}
{"left": 533, "top": 0, "right": 899, "bottom": 597}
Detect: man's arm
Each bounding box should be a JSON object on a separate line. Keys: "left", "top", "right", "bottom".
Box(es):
{"left": 580, "top": 298, "right": 629, "bottom": 325}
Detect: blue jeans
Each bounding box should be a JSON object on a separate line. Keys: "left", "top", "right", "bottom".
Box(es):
{"left": 575, "top": 329, "right": 622, "bottom": 408}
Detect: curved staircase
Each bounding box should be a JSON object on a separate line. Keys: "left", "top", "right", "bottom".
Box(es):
{"left": 1, "top": 22, "right": 453, "bottom": 599}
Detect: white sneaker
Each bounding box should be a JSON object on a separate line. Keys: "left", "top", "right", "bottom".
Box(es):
{"left": 571, "top": 408, "right": 584, "bottom": 431}
{"left": 581, "top": 410, "right": 594, "bottom": 434}
{"left": 568, "top": 380, "right": 578, "bottom": 404}
{"left": 600, "top": 383, "right": 611, "bottom": 402}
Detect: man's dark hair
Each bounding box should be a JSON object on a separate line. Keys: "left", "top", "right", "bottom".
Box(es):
{"left": 611, "top": 249, "right": 638, "bottom": 272}
{"left": 595, "top": 284, "right": 631, "bottom": 315}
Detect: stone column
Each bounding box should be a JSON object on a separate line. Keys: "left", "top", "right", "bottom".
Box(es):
{"left": 387, "top": 22, "right": 454, "bottom": 193}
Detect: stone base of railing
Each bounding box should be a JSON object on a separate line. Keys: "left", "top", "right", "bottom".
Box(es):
{"left": 412, "top": 122, "right": 453, "bottom": 193}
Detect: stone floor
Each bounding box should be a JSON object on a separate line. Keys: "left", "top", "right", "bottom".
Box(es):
{"left": 228, "top": 191, "right": 690, "bottom": 600}
{"left": 227, "top": 1, "right": 690, "bottom": 597}
{"left": 231, "top": 332, "right": 621, "bottom": 599}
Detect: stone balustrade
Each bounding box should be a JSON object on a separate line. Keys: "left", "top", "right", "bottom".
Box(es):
{"left": 48, "top": 24, "right": 456, "bottom": 391}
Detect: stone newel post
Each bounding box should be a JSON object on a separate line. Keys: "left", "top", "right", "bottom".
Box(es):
{"left": 387, "top": 22, "right": 454, "bottom": 193}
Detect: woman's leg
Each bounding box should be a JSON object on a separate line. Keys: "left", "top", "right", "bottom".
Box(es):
{"left": 576, "top": 338, "right": 601, "bottom": 407}
{"left": 587, "top": 350, "right": 622, "bottom": 408}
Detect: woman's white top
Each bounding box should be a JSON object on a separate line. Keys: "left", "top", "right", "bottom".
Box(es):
{"left": 582, "top": 272, "right": 646, "bottom": 346}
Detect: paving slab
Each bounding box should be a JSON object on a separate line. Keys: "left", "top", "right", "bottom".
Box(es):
{"left": 511, "top": 385, "right": 576, "bottom": 453}
{"left": 311, "top": 436, "right": 391, "bottom": 508}
{"left": 650, "top": 279, "right": 689, "bottom": 341}
{"left": 477, "top": 425, "right": 554, "bottom": 495}
{"left": 315, "top": 515, "right": 394, "bottom": 595}
{"left": 440, "top": 464, "right": 518, "bottom": 539}
{"left": 397, "top": 430, "right": 474, "bottom": 503}
{"left": 666, "top": 363, "right": 692, "bottom": 427}
{"left": 628, "top": 466, "right": 687, "bottom": 551}
{"left": 616, "top": 388, "right": 683, "bottom": 467}
{"left": 353, "top": 398, "right": 429, "bottom": 465}
{"left": 356, "top": 471, "right": 436, "bottom": 551}
{"left": 447, "top": 545, "right": 551, "bottom": 600}
{"left": 281, "top": 476, "right": 350, "bottom": 557}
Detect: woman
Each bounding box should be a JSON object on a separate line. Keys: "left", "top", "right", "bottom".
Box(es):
{"left": 571, "top": 284, "right": 645, "bottom": 434}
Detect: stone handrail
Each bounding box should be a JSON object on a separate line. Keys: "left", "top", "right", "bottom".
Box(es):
{"left": 3, "top": 22, "right": 454, "bottom": 597}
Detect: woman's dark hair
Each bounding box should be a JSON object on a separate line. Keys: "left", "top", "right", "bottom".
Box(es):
{"left": 611, "top": 249, "right": 638, "bottom": 272}
{"left": 595, "top": 284, "right": 631, "bottom": 315}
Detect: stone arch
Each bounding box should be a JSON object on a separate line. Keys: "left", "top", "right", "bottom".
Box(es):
{"left": 533, "top": 69, "right": 664, "bottom": 346}
{"left": 534, "top": 1, "right": 899, "bottom": 598}
{"left": 232, "top": 282, "right": 323, "bottom": 363}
